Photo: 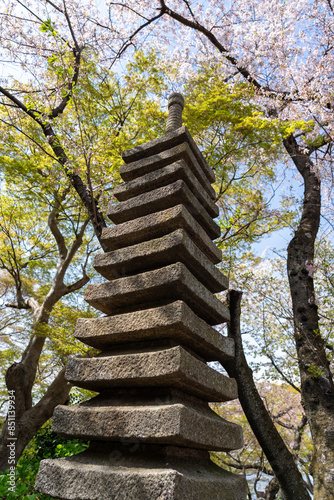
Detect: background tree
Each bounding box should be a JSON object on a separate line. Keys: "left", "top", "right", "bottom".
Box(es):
{"left": 213, "top": 382, "right": 313, "bottom": 499}
{"left": 0, "top": 174, "right": 93, "bottom": 469}
{"left": 0, "top": 51, "right": 168, "bottom": 468}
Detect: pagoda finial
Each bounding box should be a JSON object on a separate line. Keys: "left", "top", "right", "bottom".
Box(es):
{"left": 165, "top": 92, "right": 184, "bottom": 132}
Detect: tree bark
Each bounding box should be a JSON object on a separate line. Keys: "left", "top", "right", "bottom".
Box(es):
{"left": 224, "top": 290, "right": 311, "bottom": 500}
{"left": 283, "top": 135, "right": 334, "bottom": 500}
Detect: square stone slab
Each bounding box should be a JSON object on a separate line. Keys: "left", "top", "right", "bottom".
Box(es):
{"left": 74, "top": 301, "right": 234, "bottom": 363}
{"left": 35, "top": 445, "right": 247, "bottom": 500}
{"left": 84, "top": 262, "right": 229, "bottom": 325}
{"left": 101, "top": 205, "right": 222, "bottom": 264}
{"left": 51, "top": 398, "right": 243, "bottom": 451}
{"left": 122, "top": 126, "right": 216, "bottom": 185}
{"left": 120, "top": 143, "right": 215, "bottom": 200}
{"left": 65, "top": 345, "right": 237, "bottom": 402}
{"left": 114, "top": 160, "right": 219, "bottom": 218}
{"left": 94, "top": 229, "right": 228, "bottom": 293}
{"left": 108, "top": 180, "right": 220, "bottom": 240}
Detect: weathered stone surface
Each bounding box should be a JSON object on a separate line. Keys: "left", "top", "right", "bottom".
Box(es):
{"left": 166, "top": 92, "right": 184, "bottom": 132}
{"left": 84, "top": 262, "right": 229, "bottom": 325}
{"left": 101, "top": 204, "right": 222, "bottom": 264}
{"left": 94, "top": 229, "right": 228, "bottom": 293}
{"left": 75, "top": 301, "right": 234, "bottom": 362}
{"left": 51, "top": 398, "right": 243, "bottom": 451}
{"left": 35, "top": 445, "right": 247, "bottom": 500}
{"left": 120, "top": 143, "right": 215, "bottom": 200}
{"left": 65, "top": 345, "right": 237, "bottom": 402}
{"left": 108, "top": 180, "right": 220, "bottom": 240}
{"left": 122, "top": 126, "right": 216, "bottom": 185}
{"left": 114, "top": 160, "right": 219, "bottom": 218}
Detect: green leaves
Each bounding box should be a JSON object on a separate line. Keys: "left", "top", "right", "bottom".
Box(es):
{"left": 0, "top": 421, "right": 89, "bottom": 499}
{"left": 40, "top": 19, "right": 57, "bottom": 37}
{"left": 177, "top": 64, "right": 300, "bottom": 264}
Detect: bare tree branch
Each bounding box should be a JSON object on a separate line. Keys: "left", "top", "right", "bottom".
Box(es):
{"left": 48, "top": 193, "right": 69, "bottom": 261}
{"left": 49, "top": 47, "right": 82, "bottom": 118}
{"left": 291, "top": 414, "right": 308, "bottom": 452}
{"left": 219, "top": 459, "right": 274, "bottom": 477}
{"left": 158, "top": 0, "right": 266, "bottom": 91}
{"left": 0, "top": 85, "right": 43, "bottom": 124}
{"left": 0, "top": 117, "right": 57, "bottom": 162}
{"left": 45, "top": 0, "right": 65, "bottom": 14}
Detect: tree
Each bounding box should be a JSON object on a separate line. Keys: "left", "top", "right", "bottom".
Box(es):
{"left": 0, "top": 50, "right": 168, "bottom": 468}
{"left": 212, "top": 382, "right": 313, "bottom": 498}
{"left": 0, "top": 6, "right": 301, "bottom": 474}
{"left": 0, "top": 174, "right": 93, "bottom": 469}
{"left": 224, "top": 238, "right": 334, "bottom": 497}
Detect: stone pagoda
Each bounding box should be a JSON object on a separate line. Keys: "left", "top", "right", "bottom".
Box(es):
{"left": 35, "top": 93, "right": 247, "bottom": 499}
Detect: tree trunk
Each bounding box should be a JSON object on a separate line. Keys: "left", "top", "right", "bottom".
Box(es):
{"left": 224, "top": 290, "right": 311, "bottom": 500}
{"left": 283, "top": 135, "right": 334, "bottom": 499}
{"left": 264, "top": 477, "right": 280, "bottom": 500}
{"left": 0, "top": 367, "right": 71, "bottom": 471}
{"left": 0, "top": 213, "right": 90, "bottom": 470}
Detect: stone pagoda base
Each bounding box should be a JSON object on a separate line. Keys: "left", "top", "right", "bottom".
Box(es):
{"left": 36, "top": 444, "right": 246, "bottom": 500}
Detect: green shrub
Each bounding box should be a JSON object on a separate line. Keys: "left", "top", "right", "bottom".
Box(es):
{"left": 0, "top": 422, "right": 89, "bottom": 499}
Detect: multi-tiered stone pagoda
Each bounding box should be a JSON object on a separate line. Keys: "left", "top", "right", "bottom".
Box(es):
{"left": 35, "top": 93, "right": 247, "bottom": 499}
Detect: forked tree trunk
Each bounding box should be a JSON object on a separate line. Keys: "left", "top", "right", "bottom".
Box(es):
{"left": 0, "top": 214, "right": 89, "bottom": 470}
{"left": 0, "top": 366, "right": 71, "bottom": 470}
{"left": 0, "top": 333, "right": 71, "bottom": 470}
